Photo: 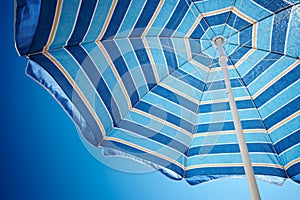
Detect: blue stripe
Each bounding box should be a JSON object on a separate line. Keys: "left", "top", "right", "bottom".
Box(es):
{"left": 211, "top": 58, "right": 220, "bottom": 68}
{"left": 193, "top": 53, "right": 214, "bottom": 67}
{"left": 66, "top": 46, "right": 121, "bottom": 126}
{"left": 67, "top": 0, "right": 98, "bottom": 46}
{"left": 287, "top": 162, "right": 300, "bottom": 179}
{"left": 254, "top": 64, "right": 300, "bottom": 107}
{"left": 118, "top": 120, "right": 189, "bottom": 155}
{"left": 229, "top": 46, "right": 250, "bottom": 65}
{"left": 189, "top": 143, "right": 275, "bottom": 156}
{"left": 195, "top": 119, "right": 264, "bottom": 133}
{"left": 30, "top": 54, "right": 103, "bottom": 145}
{"left": 152, "top": 85, "right": 198, "bottom": 112}
{"left": 189, "top": 39, "right": 202, "bottom": 56}
{"left": 204, "top": 78, "right": 243, "bottom": 91}
{"left": 271, "top": 7, "right": 291, "bottom": 53}
{"left": 15, "top": 0, "right": 41, "bottom": 55}
{"left": 102, "top": 0, "right": 131, "bottom": 40}
{"left": 135, "top": 101, "right": 193, "bottom": 132}
{"left": 130, "top": 39, "right": 156, "bottom": 90}
{"left": 172, "top": 69, "right": 205, "bottom": 91}
{"left": 199, "top": 99, "right": 255, "bottom": 113}
{"left": 160, "top": 0, "right": 191, "bottom": 36}
{"left": 160, "top": 38, "right": 178, "bottom": 73}
{"left": 243, "top": 53, "right": 282, "bottom": 86}
{"left": 101, "top": 140, "right": 184, "bottom": 176}
{"left": 205, "top": 12, "right": 229, "bottom": 26}
{"left": 190, "top": 25, "right": 205, "bottom": 39}
{"left": 190, "top": 19, "right": 208, "bottom": 39}
{"left": 253, "top": 0, "right": 290, "bottom": 12}
{"left": 264, "top": 96, "right": 300, "bottom": 129}
{"left": 186, "top": 166, "right": 287, "bottom": 179}
{"left": 227, "top": 12, "right": 250, "bottom": 30}
{"left": 129, "top": 39, "right": 157, "bottom": 90}
{"left": 239, "top": 26, "right": 252, "bottom": 47}
{"left": 275, "top": 129, "right": 300, "bottom": 155}
{"left": 130, "top": 0, "right": 160, "bottom": 37}
{"left": 29, "top": 0, "right": 58, "bottom": 53}
{"left": 101, "top": 40, "right": 140, "bottom": 105}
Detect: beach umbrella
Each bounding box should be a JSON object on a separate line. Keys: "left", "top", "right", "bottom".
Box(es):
{"left": 15, "top": 0, "right": 300, "bottom": 199}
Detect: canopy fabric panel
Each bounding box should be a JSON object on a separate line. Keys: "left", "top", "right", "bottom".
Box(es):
{"left": 15, "top": 0, "right": 300, "bottom": 185}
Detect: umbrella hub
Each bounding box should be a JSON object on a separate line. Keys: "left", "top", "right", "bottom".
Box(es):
{"left": 212, "top": 36, "right": 226, "bottom": 48}
{"left": 212, "top": 35, "right": 227, "bottom": 59}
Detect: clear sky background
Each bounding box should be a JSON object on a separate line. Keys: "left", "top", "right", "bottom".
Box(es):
{"left": 1, "top": 1, "right": 299, "bottom": 200}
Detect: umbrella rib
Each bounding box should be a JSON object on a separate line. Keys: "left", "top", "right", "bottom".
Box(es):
{"left": 228, "top": 2, "right": 298, "bottom": 39}
{"left": 221, "top": 0, "right": 238, "bottom": 37}
{"left": 145, "top": 38, "right": 206, "bottom": 58}
{"left": 24, "top": 2, "right": 299, "bottom": 58}
{"left": 223, "top": 0, "right": 243, "bottom": 52}
{"left": 159, "top": 44, "right": 215, "bottom": 84}
{"left": 227, "top": 43, "right": 300, "bottom": 60}
{"left": 188, "top": 0, "right": 217, "bottom": 39}
{"left": 26, "top": 36, "right": 196, "bottom": 57}
{"left": 226, "top": 55, "right": 291, "bottom": 179}
{"left": 182, "top": 48, "right": 218, "bottom": 177}
{"left": 226, "top": 2, "right": 300, "bottom": 59}
{"left": 225, "top": 3, "right": 300, "bottom": 60}
{"left": 127, "top": 42, "right": 214, "bottom": 130}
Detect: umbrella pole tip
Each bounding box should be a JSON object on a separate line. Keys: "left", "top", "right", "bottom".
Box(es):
{"left": 212, "top": 36, "right": 226, "bottom": 47}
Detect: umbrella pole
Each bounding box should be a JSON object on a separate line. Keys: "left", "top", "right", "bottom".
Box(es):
{"left": 214, "top": 36, "right": 261, "bottom": 200}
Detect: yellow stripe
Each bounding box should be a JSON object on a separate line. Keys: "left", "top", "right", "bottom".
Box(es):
{"left": 143, "top": 38, "right": 160, "bottom": 83}
{"left": 185, "top": 39, "right": 192, "bottom": 60}
{"left": 190, "top": 59, "right": 210, "bottom": 72}
{"left": 106, "top": 137, "right": 185, "bottom": 169}
{"left": 43, "top": 0, "right": 63, "bottom": 51}
{"left": 141, "top": 0, "right": 164, "bottom": 38}
{"left": 44, "top": 51, "right": 106, "bottom": 138}
{"left": 232, "top": 7, "right": 256, "bottom": 24}
{"left": 186, "top": 163, "right": 283, "bottom": 170}
{"left": 268, "top": 111, "right": 300, "bottom": 133}
{"left": 252, "top": 59, "right": 300, "bottom": 99}
{"left": 97, "top": 42, "right": 132, "bottom": 109}
{"left": 285, "top": 157, "right": 300, "bottom": 170}
{"left": 186, "top": 14, "right": 202, "bottom": 38}
{"left": 96, "top": 0, "right": 117, "bottom": 41}
{"left": 200, "top": 6, "right": 255, "bottom": 27}
{"left": 202, "top": 7, "right": 231, "bottom": 17}
{"left": 252, "top": 23, "right": 258, "bottom": 49}
{"left": 131, "top": 108, "right": 193, "bottom": 138}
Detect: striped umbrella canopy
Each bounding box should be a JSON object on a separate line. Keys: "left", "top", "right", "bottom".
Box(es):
{"left": 15, "top": 0, "right": 300, "bottom": 193}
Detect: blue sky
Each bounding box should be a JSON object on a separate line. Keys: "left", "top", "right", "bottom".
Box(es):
{"left": 1, "top": 1, "right": 299, "bottom": 200}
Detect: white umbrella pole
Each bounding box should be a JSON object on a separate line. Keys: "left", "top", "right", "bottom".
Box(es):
{"left": 214, "top": 37, "right": 261, "bottom": 200}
